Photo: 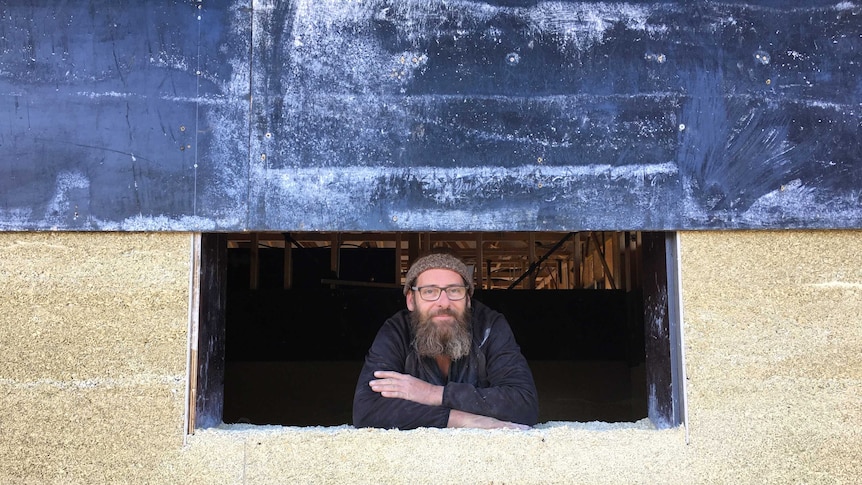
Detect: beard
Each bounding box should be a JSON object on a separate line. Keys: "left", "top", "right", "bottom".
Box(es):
{"left": 410, "top": 305, "right": 473, "bottom": 360}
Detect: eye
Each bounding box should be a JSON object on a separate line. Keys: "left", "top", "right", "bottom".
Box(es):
{"left": 448, "top": 287, "right": 465, "bottom": 297}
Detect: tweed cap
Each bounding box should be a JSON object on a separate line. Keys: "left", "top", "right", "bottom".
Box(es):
{"left": 403, "top": 252, "right": 474, "bottom": 296}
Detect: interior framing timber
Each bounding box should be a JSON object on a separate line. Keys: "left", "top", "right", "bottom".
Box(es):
{"left": 225, "top": 231, "right": 642, "bottom": 291}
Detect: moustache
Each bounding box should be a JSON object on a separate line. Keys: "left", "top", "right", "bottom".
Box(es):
{"left": 429, "top": 308, "right": 458, "bottom": 318}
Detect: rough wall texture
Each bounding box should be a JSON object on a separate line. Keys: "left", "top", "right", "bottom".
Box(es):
{"left": 0, "top": 232, "right": 191, "bottom": 483}
{"left": 0, "top": 231, "right": 860, "bottom": 484}
{"left": 677, "top": 230, "right": 862, "bottom": 483}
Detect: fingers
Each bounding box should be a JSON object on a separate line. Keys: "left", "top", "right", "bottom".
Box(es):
{"left": 368, "top": 372, "right": 442, "bottom": 406}
{"left": 369, "top": 373, "right": 406, "bottom": 396}
{"left": 373, "top": 370, "right": 403, "bottom": 379}
{"left": 369, "top": 380, "right": 409, "bottom": 401}
{"left": 369, "top": 373, "right": 421, "bottom": 402}
{"left": 370, "top": 371, "right": 412, "bottom": 393}
{"left": 368, "top": 378, "right": 396, "bottom": 392}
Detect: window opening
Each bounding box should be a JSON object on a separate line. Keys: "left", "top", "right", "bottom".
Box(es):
{"left": 189, "top": 231, "right": 683, "bottom": 430}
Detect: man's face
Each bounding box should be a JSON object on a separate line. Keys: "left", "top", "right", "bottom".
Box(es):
{"left": 406, "top": 268, "right": 472, "bottom": 359}
{"left": 406, "top": 268, "right": 470, "bottom": 324}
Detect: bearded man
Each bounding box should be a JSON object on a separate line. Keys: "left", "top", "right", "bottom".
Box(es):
{"left": 352, "top": 251, "right": 539, "bottom": 430}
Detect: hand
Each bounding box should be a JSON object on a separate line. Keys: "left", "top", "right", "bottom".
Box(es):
{"left": 447, "top": 410, "right": 531, "bottom": 430}
{"left": 369, "top": 371, "right": 444, "bottom": 406}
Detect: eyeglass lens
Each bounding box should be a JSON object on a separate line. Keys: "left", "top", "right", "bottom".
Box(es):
{"left": 417, "top": 286, "right": 466, "bottom": 301}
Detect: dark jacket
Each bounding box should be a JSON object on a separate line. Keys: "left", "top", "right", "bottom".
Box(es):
{"left": 352, "top": 300, "right": 539, "bottom": 429}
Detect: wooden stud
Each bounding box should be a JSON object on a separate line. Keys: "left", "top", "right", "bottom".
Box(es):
{"left": 395, "top": 233, "right": 403, "bottom": 286}
{"left": 249, "top": 233, "right": 259, "bottom": 290}
{"left": 330, "top": 233, "right": 341, "bottom": 287}
{"left": 573, "top": 233, "right": 582, "bottom": 289}
{"left": 611, "top": 231, "right": 622, "bottom": 290}
{"left": 591, "top": 232, "right": 616, "bottom": 290}
{"left": 186, "top": 233, "right": 202, "bottom": 434}
{"left": 475, "top": 233, "right": 484, "bottom": 290}
{"left": 194, "top": 233, "right": 228, "bottom": 429}
{"left": 408, "top": 233, "right": 420, "bottom": 265}
{"left": 528, "top": 232, "right": 536, "bottom": 290}
{"left": 283, "top": 232, "right": 292, "bottom": 289}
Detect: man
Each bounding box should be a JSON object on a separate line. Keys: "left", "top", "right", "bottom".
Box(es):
{"left": 353, "top": 251, "right": 539, "bottom": 429}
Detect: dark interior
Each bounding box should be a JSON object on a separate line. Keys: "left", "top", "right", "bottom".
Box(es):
{"left": 222, "top": 244, "right": 648, "bottom": 426}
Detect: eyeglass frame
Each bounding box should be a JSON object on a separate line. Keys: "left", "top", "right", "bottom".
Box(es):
{"left": 410, "top": 285, "right": 469, "bottom": 301}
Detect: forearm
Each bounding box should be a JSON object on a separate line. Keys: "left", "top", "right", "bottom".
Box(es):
{"left": 354, "top": 387, "right": 450, "bottom": 429}
{"left": 447, "top": 409, "right": 531, "bottom": 430}
{"left": 443, "top": 381, "right": 539, "bottom": 425}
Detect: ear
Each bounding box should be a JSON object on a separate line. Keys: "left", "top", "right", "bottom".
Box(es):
{"left": 406, "top": 291, "right": 416, "bottom": 311}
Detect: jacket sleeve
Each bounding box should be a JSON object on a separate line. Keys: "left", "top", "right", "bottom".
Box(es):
{"left": 441, "top": 311, "right": 540, "bottom": 426}
{"left": 352, "top": 317, "right": 450, "bottom": 429}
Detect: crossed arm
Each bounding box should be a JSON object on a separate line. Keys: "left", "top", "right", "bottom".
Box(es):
{"left": 368, "top": 370, "right": 530, "bottom": 430}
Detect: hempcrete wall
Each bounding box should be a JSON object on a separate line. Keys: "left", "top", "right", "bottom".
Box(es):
{"left": 0, "top": 231, "right": 860, "bottom": 484}
{"left": 0, "top": 232, "right": 191, "bottom": 483}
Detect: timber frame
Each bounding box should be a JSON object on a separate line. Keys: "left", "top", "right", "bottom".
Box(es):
{"left": 223, "top": 231, "right": 644, "bottom": 292}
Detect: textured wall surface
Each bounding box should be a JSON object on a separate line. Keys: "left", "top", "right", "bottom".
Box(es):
{"left": 677, "top": 230, "right": 862, "bottom": 482}
{"left": 0, "top": 231, "right": 860, "bottom": 483}
{"left": 0, "top": 232, "right": 191, "bottom": 483}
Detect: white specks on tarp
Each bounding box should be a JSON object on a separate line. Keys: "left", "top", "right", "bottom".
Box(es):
{"left": 237, "top": 1, "right": 861, "bottom": 231}
{"left": 680, "top": 174, "right": 862, "bottom": 228}
{"left": 261, "top": 162, "right": 679, "bottom": 229}
{"left": 44, "top": 171, "right": 90, "bottom": 226}
{"left": 278, "top": 0, "right": 394, "bottom": 92}
{"left": 739, "top": 179, "right": 819, "bottom": 223}
{"left": 110, "top": 215, "right": 225, "bottom": 231}
{"left": 148, "top": 51, "right": 190, "bottom": 73}
{"left": 269, "top": 163, "right": 677, "bottom": 196}
{"left": 644, "top": 52, "right": 667, "bottom": 64}
{"left": 390, "top": 51, "right": 429, "bottom": 84}
{"left": 0, "top": 208, "right": 36, "bottom": 230}
{"left": 189, "top": 3, "right": 253, "bottom": 230}
{"left": 833, "top": 1, "right": 857, "bottom": 12}
{"left": 391, "top": 208, "right": 541, "bottom": 230}
{"left": 527, "top": 2, "right": 654, "bottom": 52}
{"left": 753, "top": 49, "right": 770, "bottom": 65}
{"left": 276, "top": 0, "right": 659, "bottom": 95}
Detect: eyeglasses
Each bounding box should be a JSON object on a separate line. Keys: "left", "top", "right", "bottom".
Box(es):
{"left": 411, "top": 285, "right": 468, "bottom": 301}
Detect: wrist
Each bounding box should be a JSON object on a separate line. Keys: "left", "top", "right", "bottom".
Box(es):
{"left": 447, "top": 409, "right": 467, "bottom": 427}
{"left": 430, "top": 384, "right": 444, "bottom": 406}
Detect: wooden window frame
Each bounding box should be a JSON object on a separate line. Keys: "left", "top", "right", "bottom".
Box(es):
{"left": 185, "top": 231, "right": 686, "bottom": 433}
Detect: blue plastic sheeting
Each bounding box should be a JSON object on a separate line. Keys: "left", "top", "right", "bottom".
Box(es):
{"left": 1, "top": 1, "right": 859, "bottom": 231}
